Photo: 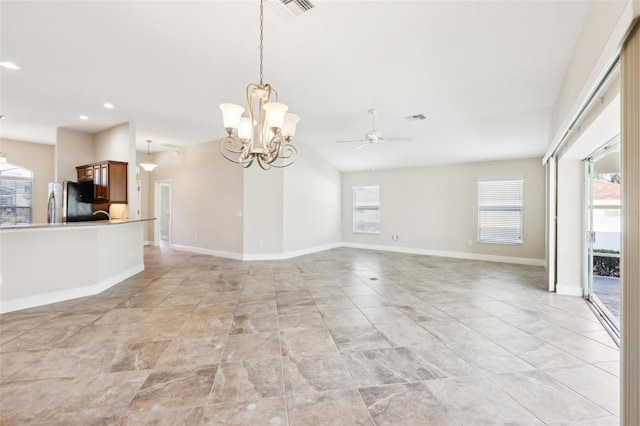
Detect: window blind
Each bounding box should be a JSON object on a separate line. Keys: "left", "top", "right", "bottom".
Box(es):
{"left": 478, "top": 179, "right": 523, "bottom": 244}
{"left": 353, "top": 185, "right": 380, "bottom": 234}
{"left": 0, "top": 178, "right": 33, "bottom": 225}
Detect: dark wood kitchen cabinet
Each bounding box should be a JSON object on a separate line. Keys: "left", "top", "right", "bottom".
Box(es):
{"left": 76, "top": 161, "right": 128, "bottom": 203}
{"left": 77, "top": 165, "right": 94, "bottom": 181}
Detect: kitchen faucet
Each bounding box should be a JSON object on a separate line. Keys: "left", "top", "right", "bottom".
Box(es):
{"left": 93, "top": 210, "right": 112, "bottom": 221}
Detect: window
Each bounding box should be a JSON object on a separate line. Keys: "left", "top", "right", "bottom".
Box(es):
{"left": 477, "top": 179, "right": 523, "bottom": 244}
{"left": 0, "top": 164, "right": 34, "bottom": 226}
{"left": 353, "top": 185, "right": 380, "bottom": 234}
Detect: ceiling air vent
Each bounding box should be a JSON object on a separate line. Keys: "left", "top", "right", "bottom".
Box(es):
{"left": 267, "top": 0, "right": 315, "bottom": 21}
{"left": 405, "top": 114, "right": 426, "bottom": 122}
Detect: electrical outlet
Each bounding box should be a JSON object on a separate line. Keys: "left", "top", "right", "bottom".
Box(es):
{"left": 468, "top": 239, "right": 473, "bottom": 246}
{"left": 259, "top": 240, "right": 264, "bottom": 247}
{"left": 404, "top": 236, "right": 408, "bottom": 242}
{"left": 194, "top": 234, "right": 198, "bottom": 241}
{"left": 236, "top": 210, "right": 243, "bottom": 217}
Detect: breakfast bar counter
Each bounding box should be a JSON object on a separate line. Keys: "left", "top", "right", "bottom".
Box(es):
{"left": 0, "top": 218, "right": 155, "bottom": 313}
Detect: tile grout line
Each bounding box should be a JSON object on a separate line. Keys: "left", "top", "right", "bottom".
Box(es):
{"left": 276, "top": 268, "right": 292, "bottom": 426}
{"left": 199, "top": 264, "right": 241, "bottom": 424}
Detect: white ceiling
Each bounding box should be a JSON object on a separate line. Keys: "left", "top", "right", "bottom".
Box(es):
{"left": 0, "top": 0, "right": 590, "bottom": 172}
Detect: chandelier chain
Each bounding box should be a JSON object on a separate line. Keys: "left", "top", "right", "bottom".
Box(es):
{"left": 259, "top": 0, "right": 264, "bottom": 87}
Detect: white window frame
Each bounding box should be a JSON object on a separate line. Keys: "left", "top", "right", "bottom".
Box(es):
{"left": 353, "top": 185, "right": 380, "bottom": 235}
{"left": 0, "top": 165, "right": 34, "bottom": 226}
{"left": 477, "top": 178, "right": 524, "bottom": 245}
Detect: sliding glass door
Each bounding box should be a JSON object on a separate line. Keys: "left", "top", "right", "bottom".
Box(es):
{"left": 585, "top": 141, "right": 621, "bottom": 340}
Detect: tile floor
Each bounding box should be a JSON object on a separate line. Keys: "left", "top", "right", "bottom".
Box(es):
{"left": 0, "top": 247, "right": 620, "bottom": 425}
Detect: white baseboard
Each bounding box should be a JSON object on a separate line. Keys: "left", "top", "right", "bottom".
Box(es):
{"left": 172, "top": 242, "right": 342, "bottom": 261}
{"left": 556, "top": 284, "right": 584, "bottom": 297}
{"left": 0, "top": 263, "right": 145, "bottom": 314}
{"left": 171, "top": 244, "right": 244, "bottom": 260}
{"left": 143, "top": 240, "right": 152, "bottom": 246}
{"left": 171, "top": 241, "right": 544, "bottom": 267}
{"left": 341, "top": 242, "right": 545, "bottom": 266}
{"left": 243, "top": 243, "right": 342, "bottom": 261}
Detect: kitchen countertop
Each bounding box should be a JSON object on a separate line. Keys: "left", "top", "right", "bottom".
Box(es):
{"left": 0, "top": 217, "right": 155, "bottom": 231}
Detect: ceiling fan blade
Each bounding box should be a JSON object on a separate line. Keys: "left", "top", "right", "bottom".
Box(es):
{"left": 354, "top": 142, "right": 371, "bottom": 151}
{"left": 336, "top": 139, "right": 368, "bottom": 144}
{"left": 383, "top": 137, "right": 412, "bottom": 142}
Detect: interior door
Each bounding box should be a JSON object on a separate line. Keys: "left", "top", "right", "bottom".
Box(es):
{"left": 160, "top": 184, "right": 170, "bottom": 241}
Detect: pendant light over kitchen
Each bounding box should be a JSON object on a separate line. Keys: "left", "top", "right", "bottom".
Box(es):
{"left": 139, "top": 140, "right": 157, "bottom": 172}
{"left": 218, "top": 0, "right": 300, "bottom": 169}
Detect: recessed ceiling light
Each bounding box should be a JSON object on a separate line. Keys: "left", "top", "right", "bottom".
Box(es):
{"left": 0, "top": 115, "right": 5, "bottom": 120}
{"left": 79, "top": 115, "right": 89, "bottom": 120}
{"left": 0, "top": 61, "right": 21, "bottom": 70}
{"left": 103, "top": 102, "right": 114, "bottom": 109}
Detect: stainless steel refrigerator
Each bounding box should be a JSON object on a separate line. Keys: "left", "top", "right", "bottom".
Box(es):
{"left": 47, "top": 182, "right": 63, "bottom": 223}
{"left": 47, "top": 181, "right": 94, "bottom": 223}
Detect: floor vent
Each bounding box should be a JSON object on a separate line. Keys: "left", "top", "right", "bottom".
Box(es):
{"left": 267, "top": 0, "right": 315, "bottom": 21}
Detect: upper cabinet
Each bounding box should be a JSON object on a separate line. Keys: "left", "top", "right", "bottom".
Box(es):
{"left": 76, "top": 160, "right": 128, "bottom": 203}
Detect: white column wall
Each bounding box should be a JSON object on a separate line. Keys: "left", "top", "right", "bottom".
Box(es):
{"left": 282, "top": 143, "right": 342, "bottom": 254}
{"left": 621, "top": 17, "right": 640, "bottom": 426}
{"left": 555, "top": 158, "right": 584, "bottom": 296}
{"left": 95, "top": 122, "right": 137, "bottom": 218}
{"left": 243, "top": 166, "right": 285, "bottom": 256}
{"left": 55, "top": 128, "right": 94, "bottom": 182}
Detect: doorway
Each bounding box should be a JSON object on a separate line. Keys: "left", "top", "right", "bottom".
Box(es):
{"left": 154, "top": 180, "right": 172, "bottom": 247}
{"left": 585, "top": 140, "right": 621, "bottom": 342}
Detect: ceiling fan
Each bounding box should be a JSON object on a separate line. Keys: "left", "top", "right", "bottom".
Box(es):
{"left": 336, "top": 108, "right": 412, "bottom": 150}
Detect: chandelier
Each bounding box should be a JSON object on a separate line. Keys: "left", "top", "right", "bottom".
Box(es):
{"left": 219, "top": 0, "right": 299, "bottom": 169}
{"left": 139, "top": 140, "right": 157, "bottom": 172}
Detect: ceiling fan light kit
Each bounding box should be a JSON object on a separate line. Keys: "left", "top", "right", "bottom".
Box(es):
{"left": 218, "top": 0, "right": 299, "bottom": 170}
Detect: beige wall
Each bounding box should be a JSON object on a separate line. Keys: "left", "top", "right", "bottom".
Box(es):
{"left": 95, "top": 123, "right": 130, "bottom": 162}
{"left": 95, "top": 122, "right": 136, "bottom": 218}
{"left": 283, "top": 143, "right": 342, "bottom": 253}
{"left": 0, "top": 138, "right": 55, "bottom": 224}
{"left": 550, "top": 0, "right": 634, "bottom": 152}
{"left": 140, "top": 141, "right": 342, "bottom": 258}
{"left": 242, "top": 143, "right": 343, "bottom": 257}
{"left": 56, "top": 123, "right": 136, "bottom": 218}
{"left": 135, "top": 153, "right": 151, "bottom": 242}
{"left": 55, "top": 128, "right": 94, "bottom": 182}
{"left": 342, "top": 158, "right": 546, "bottom": 263}
{"left": 144, "top": 141, "right": 244, "bottom": 255}
{"left": 243, "top": 167, "right": 284, "bottom": 255}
